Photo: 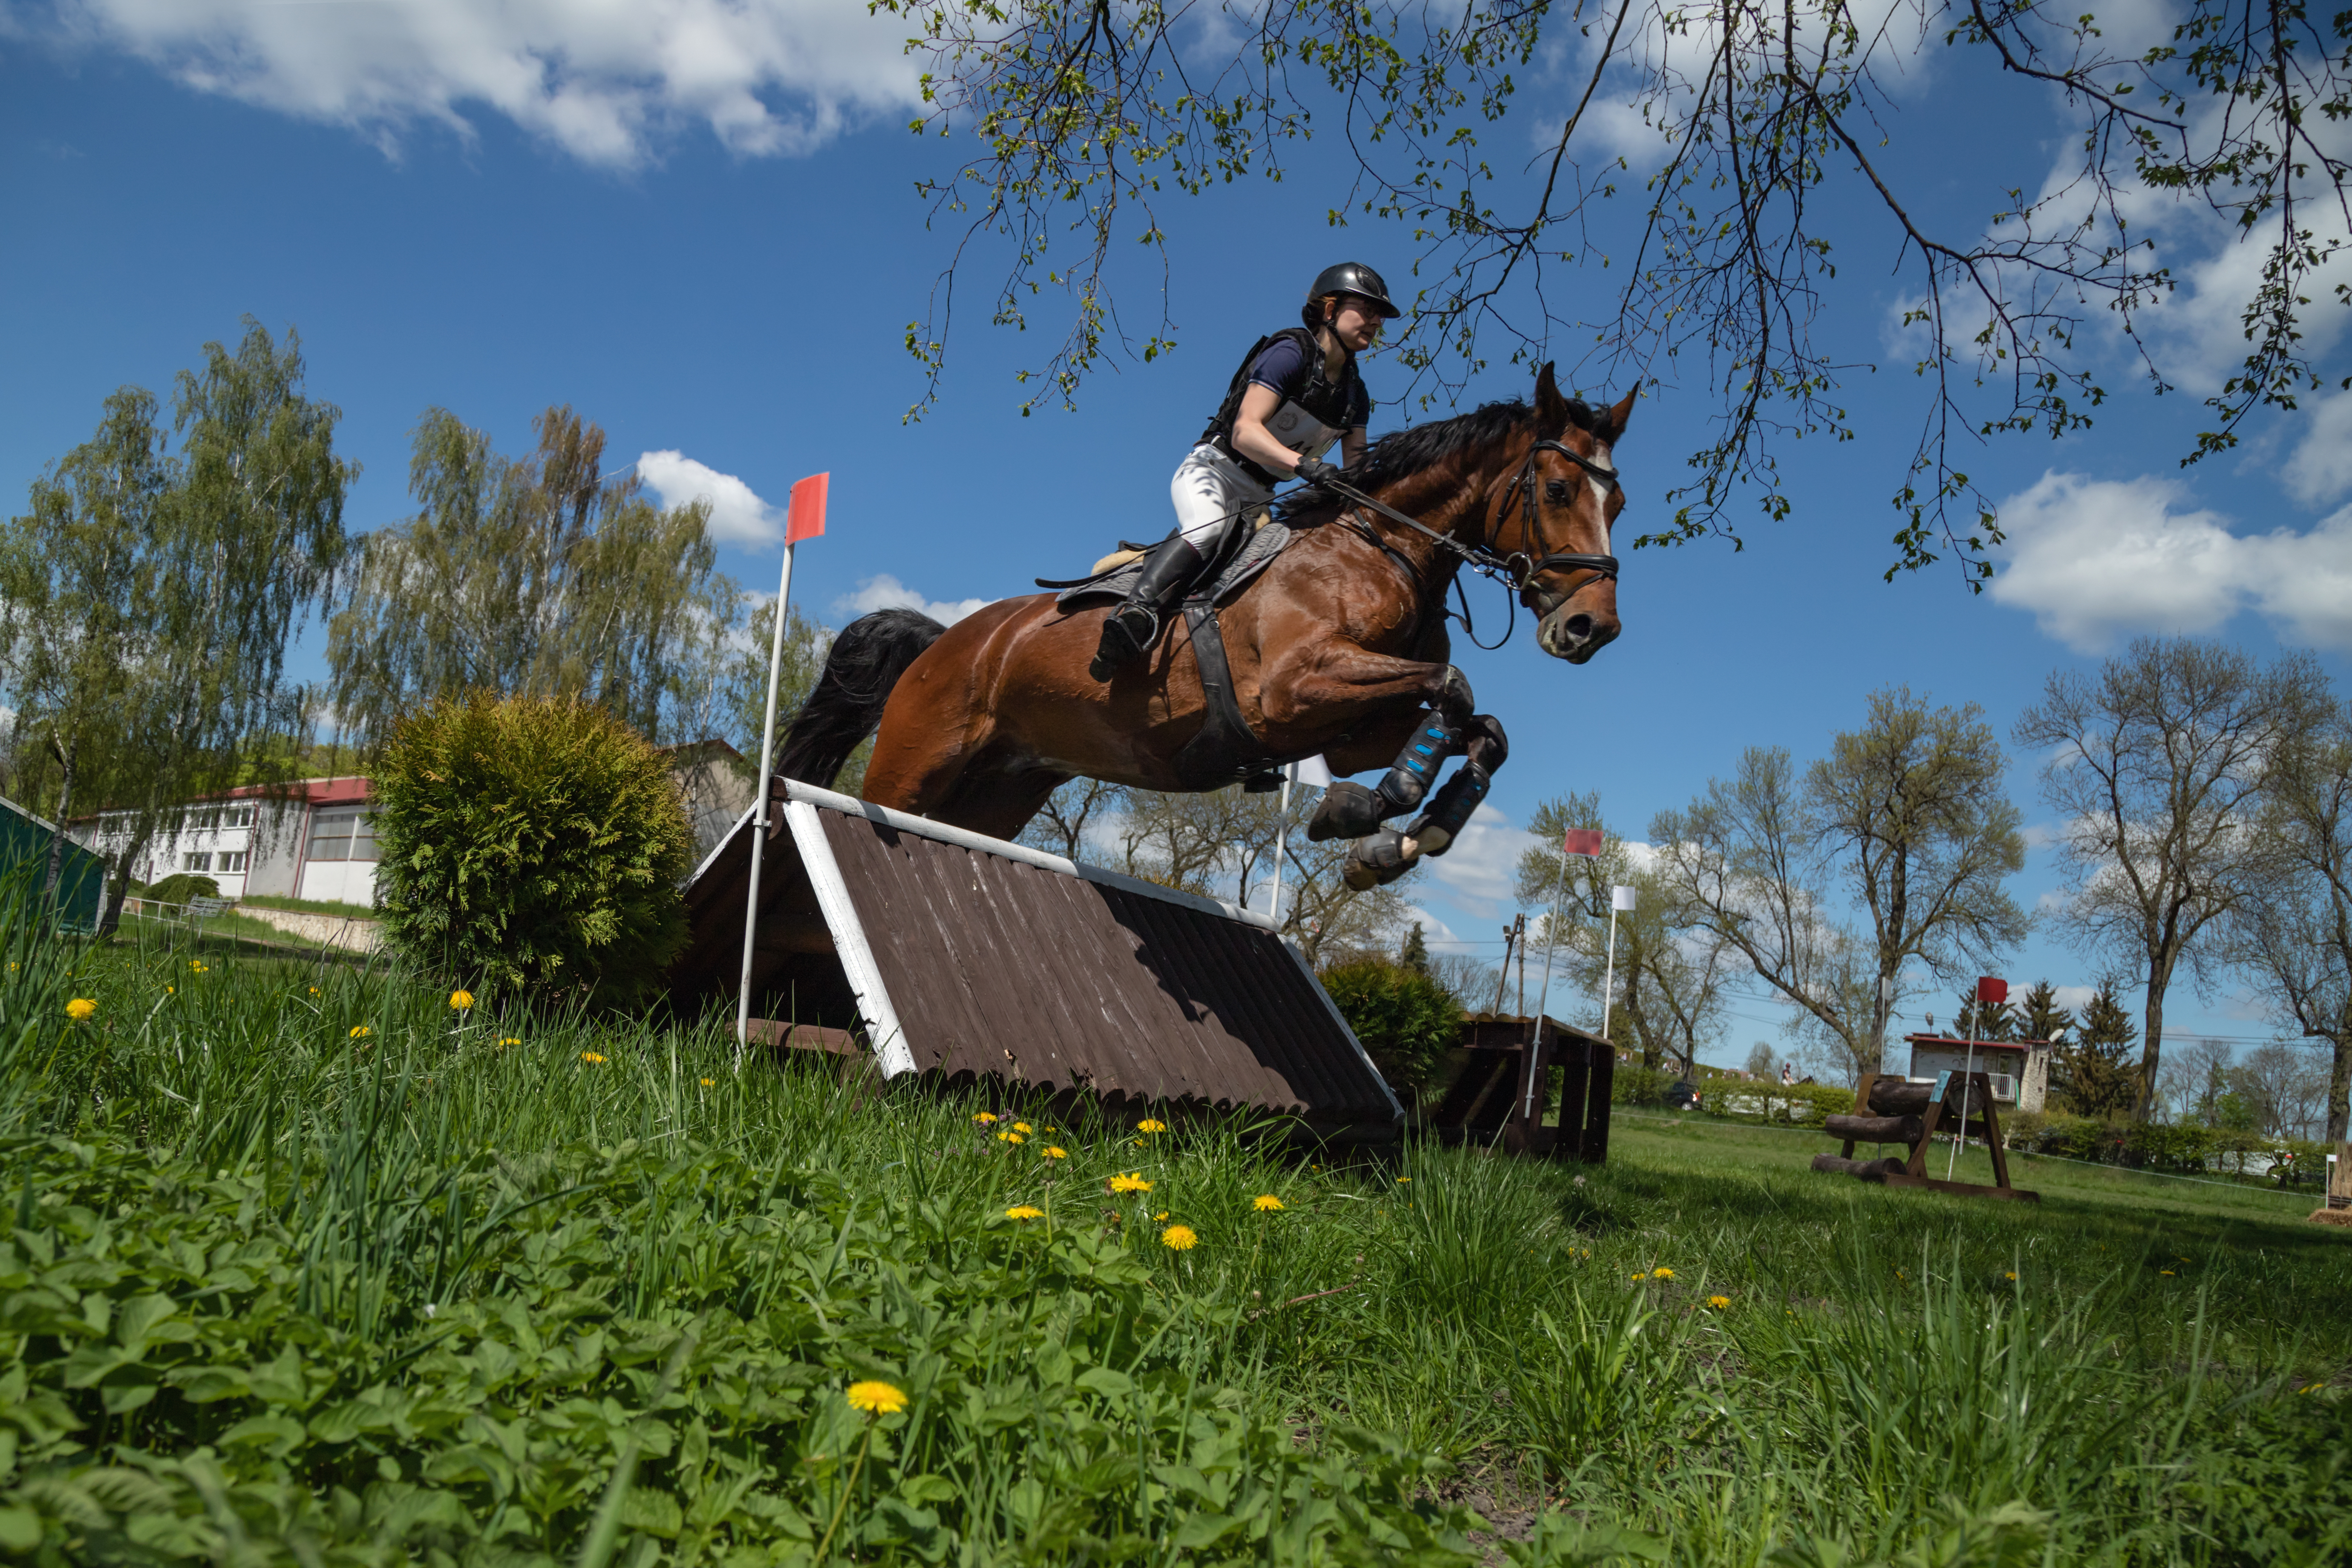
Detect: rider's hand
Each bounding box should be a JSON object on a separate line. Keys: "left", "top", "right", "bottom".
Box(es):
{"left": 1294, "top": 455, "right": 1342, "bottom": 487}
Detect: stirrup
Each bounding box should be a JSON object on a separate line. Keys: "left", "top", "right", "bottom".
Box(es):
{"left": 1090, "top": 605, "right": 1161, "bottom": 681}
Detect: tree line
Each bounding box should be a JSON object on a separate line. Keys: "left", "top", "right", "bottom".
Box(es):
{"left": 0, "top": 323, "right": 794, "bottom": 927}
{"left": 1513, "top": 646, "right": 2352, "bottom": 1140}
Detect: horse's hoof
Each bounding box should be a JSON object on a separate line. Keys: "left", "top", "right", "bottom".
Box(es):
{"left": 1438, "top": 665, "right": 1476, "bottom": 718}
{"left": 1307, "top": 781, "right": 1384, "bottom": 842}
{"left": 1344, "top": 828, "right": 1419, "bottom": 889}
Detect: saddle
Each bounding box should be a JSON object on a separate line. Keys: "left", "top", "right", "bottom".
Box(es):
{"left": 1035, "top": 508, "right": 1288, "bottom": 609}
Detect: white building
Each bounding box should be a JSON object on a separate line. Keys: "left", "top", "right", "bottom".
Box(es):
{"left": 1903, "top": 1032, "right": 2052, "bottom": 1113}
{"left": 77, "top": 776, "right": 380, "bottom": 907}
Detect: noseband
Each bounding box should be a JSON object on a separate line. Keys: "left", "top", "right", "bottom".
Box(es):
{"left": 1506, "top": 438, "right": 1619, "bottom": 598}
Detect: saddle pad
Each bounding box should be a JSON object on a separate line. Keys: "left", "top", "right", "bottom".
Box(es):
{"left": 1048, "top": 521, "right": 1294, "bottom": 612}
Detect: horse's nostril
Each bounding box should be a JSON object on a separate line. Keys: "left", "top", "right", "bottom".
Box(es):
{"left": 1562, "top": 614, "right": 1594, "bottom": 644}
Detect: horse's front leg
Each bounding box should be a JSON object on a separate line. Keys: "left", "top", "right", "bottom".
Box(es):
{"left": 1340, "top": 714, "right": 1510, "bottom": 889}
{"left": 1258, "top": 646, "right": 1478, "bottom": 844}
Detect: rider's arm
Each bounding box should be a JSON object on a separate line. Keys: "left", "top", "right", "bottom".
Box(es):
{"left": 1229, "top": 384, "right": 1306, "bottom": 475}
{"left": 1342, "top": 426, "right": 1367, "bottom": 466}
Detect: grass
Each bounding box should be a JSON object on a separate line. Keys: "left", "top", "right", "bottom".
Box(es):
{"left": 2, "top": 907, "right": 2349, "bottom": 1565}
{"left": 233, "top": 892, "right": 380, "bottom": 919}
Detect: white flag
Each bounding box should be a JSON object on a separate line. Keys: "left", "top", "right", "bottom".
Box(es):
{"left": 1611, "top": 884, "right": 1638, "bottom": 912}
{"left": 1289, "top": 754, "right": 1334, "bottom": 788}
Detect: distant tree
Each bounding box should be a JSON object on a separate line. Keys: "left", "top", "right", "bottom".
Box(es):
{"left": 1649, "top": 690, "right": 2026, "bottom": 1083}
{"left": 328, "top": 405, "right": 741, "bottom": 753}
{"left": 2050, "top": 983, "right": 2139, "bottom": 1121}
{"left": 2018, "top": 980, "right": 2076, "bottom": 1046}
{"left": 1744, "top": 1041, "right": 1778, "bottom": 1081}
{"left": 2229, "top": 1041, "right": 2333, "bottom": 1140}
{"left": 1400, "top": 923, "right": 1430, "bottom": 975}
{"left": 1318, "top": 958, "right": 1462, "bottom": 1103}
{"left": 1516, "top": 792, "right": 1731, "bottom": 1071}
{"left": 1951, "top": 989, "right": 2016, "bottom": 1042}
{"left": 2159, "top": 1035, "right": 2238, "bottom": 1126}
{"left": 0, "top": 322, "right": 354, "bottom": 930}
{"left": 2229, "top": 701, "right": 2352, "bottom": 1140}
{"left": 1017, "top": 776, "right": 1124, "bottom": 862}
{"left": 2017, "top": 639, "right": 2332, "bottom": 1121}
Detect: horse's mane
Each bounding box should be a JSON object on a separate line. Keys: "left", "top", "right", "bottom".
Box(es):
{"left": 1276, "top": 394, "right": 1607, "bottom": 525}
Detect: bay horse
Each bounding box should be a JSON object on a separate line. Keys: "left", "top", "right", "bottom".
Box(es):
{"left": 778, "top": 363, "right": 1630, "bottom": 887}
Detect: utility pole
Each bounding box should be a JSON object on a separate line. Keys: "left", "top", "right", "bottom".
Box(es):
{"left": 1492, "top": 913, "right": 1524, "bottom": 1015}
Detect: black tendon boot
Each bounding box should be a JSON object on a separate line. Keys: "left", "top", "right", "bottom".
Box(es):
{"left": 1091, "top": 536, "right": 1204, "bottom": 680}
{"left": 1306, "top": 709, "right": 1467, "bottom": 842}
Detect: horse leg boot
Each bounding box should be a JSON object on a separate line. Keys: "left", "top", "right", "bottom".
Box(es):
{"left": 1343, "top": 716, "right": 1508, "bottom": 889}
{"left": 1306, "top": 668, "right": 1478, "bottom": 842}
{"left": 1090, "top": 534, "right": 1204, "bottom": 680}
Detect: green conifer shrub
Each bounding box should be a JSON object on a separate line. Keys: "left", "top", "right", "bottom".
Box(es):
{"left": 1321, "top": 957, "right": 1463, "bottom": 1101}
{"left": 372, "top": 693, "right": 692, "bottom": 1008}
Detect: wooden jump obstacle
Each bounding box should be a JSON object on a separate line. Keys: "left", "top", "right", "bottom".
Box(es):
{"left": 1810, "top": 1071, "right": 2039, "bottom": 1202}
{"left": 1422, "top": 1015, "right": 1614, "bottom": 1162}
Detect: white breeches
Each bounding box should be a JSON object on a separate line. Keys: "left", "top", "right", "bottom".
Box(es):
{"left": 1170, "top": 444, "right": 1272, "bottom": 551}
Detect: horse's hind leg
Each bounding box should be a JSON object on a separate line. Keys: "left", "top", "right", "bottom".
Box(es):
{"left": 1342, "top": 714, "right": 1509, "bottom": 889}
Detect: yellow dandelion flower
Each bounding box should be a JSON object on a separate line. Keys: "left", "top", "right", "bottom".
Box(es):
{"left": 1396, "top": 1177, "right": 1411, "bottom": 1184}
{"left": 1632, "top": 1274, "right": 1646, "bottom": 1282}
{"left": 1160, "top": 1224, "right": 1198, "bottom": 1251}
{"left": 1706, "top": 1295, "right": 1731, "bottom": 1309}
{"left": 972, "top": 1112, "right": 998, "bottom": 1124}
{"left": 350, "top": 1024, "right": 372, "bottom": 1039}
{"left": 165, "top": 985, "right": 175, "bottom": 995}
{"left": 1005, "top": 1205, "right": 1044, "bottom": 1221}
{"left": 2160, "top": 1269, "right": 2175, "bottom": 1276}
{"left": 1107, "top": 1172, "right": 1152, "bottom": 1194}
{"left": 308, "top": 986, "right": 319, "bottom": 996}
{"left": 1042, "top": 1146, "right": 1068, "bottom": 1159}
{"left": 500, "top": 1037, "right": 521, "bottom": 1047}
{"left": 1653, "top": 1267, "right": 1674, "bottom": 1279}
{"left": 845, "top": 1381, "right": 907, "bottom": 1415}
{"left": 1012, "top": 1122, "right": 1032, "bottom": 1134}
{"left": 1137, "top": 1118, "right": 1168, "bottom": 1133}
{"left": 1253, "top": 1194, "right": 1285, "bottom": 1212}
{"left": 580, "top": 1051, "right": 606, "bottom": 1064}
{"left": 449, "top": 989, "right": 474, "bottom": 1010}
{"left": 997, "top": 1130, "right": 1025, "bottom": 1144}
{"left": 1153, "top": 1210, "right": 1169, "bottom": 1221}
{"left": 700, "top": 1077, "right": 715, "bottom": 1087}
{"left": 65, "top": 997, "right": 96, "bottom": 1021}
{"left": 2004, "top": 1271, "right": 2018, "bottom": 1281}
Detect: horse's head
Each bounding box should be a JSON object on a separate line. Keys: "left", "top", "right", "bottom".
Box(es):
{"left": 1503, "top": 363, "right": 1633, "bottom": 664}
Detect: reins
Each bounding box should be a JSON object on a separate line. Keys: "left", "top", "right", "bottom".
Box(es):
{"left": 1317, "top": 436, "right": 1622, "bottom": 649}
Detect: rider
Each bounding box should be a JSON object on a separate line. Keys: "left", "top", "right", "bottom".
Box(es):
{"left": 1090, "top": 261, "right": 1403, "bottom": 680}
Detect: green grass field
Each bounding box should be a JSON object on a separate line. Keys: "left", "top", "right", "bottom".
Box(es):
{"left": 2, "top": 913, "right": 2347, "bottom": 1565}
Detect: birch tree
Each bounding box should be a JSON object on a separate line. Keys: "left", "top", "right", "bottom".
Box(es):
{"left": 2017, "top": 639, "right": 2331, "bottom": 1122}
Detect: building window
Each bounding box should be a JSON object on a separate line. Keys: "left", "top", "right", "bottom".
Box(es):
{"left": 181, "top": 851, "right": 212, "bottom": 873}
{"left": 306, "top": 810, "right": 379, "bottom": 864}
{"left": 218, "top": 850, "right": 248, "bottom": 873}
{"left": 220, "top": 806, "right": 254, "bottom": 830}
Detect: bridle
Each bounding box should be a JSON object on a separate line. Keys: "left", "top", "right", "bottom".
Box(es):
{"left": 1315, "top": 433, "right": 1620, "bottom": 648}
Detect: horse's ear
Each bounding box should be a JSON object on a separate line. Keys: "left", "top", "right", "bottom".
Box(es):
{"left": 1534, "top": 361, "right": 1569, "bottom": 434}
{"left": 1600, "top": 388, "right": 1637, "bottom": 444}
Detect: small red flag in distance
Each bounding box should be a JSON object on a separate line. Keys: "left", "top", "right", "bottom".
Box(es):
{"left": 1562, "top": 829, "right": 1604, "bottom": 858}
{"left": 1975, "top": 976, "right": 2008, "bottom": 1005}
{"left": 786, "top": 473, "right": 829, "bottom": 544}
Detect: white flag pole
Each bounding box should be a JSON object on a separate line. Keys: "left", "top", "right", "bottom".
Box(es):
{"left": 1269, "top": 770, "right": 1292, "bottom": 928}
{"left": 737, "top": 539, "right": 799, "bottom": 1065}
{"left": 1523, "top": 854, "right": 1572, "bottom": 1119}
{"left": 1600, "top": 885, "right": 1635, "bottom": 1042}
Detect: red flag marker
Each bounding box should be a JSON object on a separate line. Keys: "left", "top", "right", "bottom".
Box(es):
{"left": 786, "top": 472, "right": 829, "bottom": 543}
{"left": 1975, "top": 976, "right": 2007, "bottom": 1005}
{"left": 1562, "top": 829, "right": 1604, "bottom": 857}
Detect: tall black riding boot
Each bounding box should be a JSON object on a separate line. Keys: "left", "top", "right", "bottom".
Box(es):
{"left": 1090, "top": 536, "right": 1204, "bottom": 680}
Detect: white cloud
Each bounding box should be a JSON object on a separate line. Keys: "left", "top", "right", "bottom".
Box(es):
{"left": 1988, "top": 470, "right": 2352, "bottom": 652}
{"left": 835, "top": 574, "right": 992, "bottom": 626}
{"left": 2283, "top": 390, "right": 2352, "bottom": 508}
{"left": 2050, "top": 984, "right": 2097, "bottom": 1014}
{"left": 636, "top": 450, "right": 780, "bottom": 544}
{"left": 1401, "top": 905, "right": 1466, "bottom": 950}
{"left": 1419, "top": 802, "right": 1541, "bottom": 919}
{"left": 39, "top": 0, "right": 922, "bottom": 167}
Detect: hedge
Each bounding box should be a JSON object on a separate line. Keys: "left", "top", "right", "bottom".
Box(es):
{"left": 2004, "top": 1112, "right": 2332, "bottom": 1181}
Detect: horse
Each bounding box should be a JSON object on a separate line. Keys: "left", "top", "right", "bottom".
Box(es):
{"left": 777, "top": 362, "right": 1631, "bottom": 887}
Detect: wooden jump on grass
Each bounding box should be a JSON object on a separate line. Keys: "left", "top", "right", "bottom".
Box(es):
{"left": 1808, "top": 1070, "right": 2039, "bottom": 1202}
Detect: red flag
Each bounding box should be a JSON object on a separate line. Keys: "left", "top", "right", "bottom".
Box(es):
{"left": 786, "top": 472, "right": 828, "bottom": 544}
{"left": 1562, "top": 829, "right": 1604, "bottom": 858}
{"left": 1975, "top": 976, "right": 2007, "bottom": 1005}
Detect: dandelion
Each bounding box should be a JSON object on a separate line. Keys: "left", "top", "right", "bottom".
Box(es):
{"left": 1632, "top": 1274, "right": 1646, "bottom": 1282}
{"left": 1160, "top": 1224, "right": 1198, "bottom": 1251}
{"left": 2160, "top": 1269, "right": 2176, "bottom": 1276}
{"left": 499, "top": 1037, "right": 521, "bottom": 1048}
{"left": 700, "top": 1077, "right": 715, "bottom": 1087}
{"left": 1706, "top": 1295, "right": 1731, "bottom": 1309}
{"left": 845, "top": 1381, "right": 908, "bottom": 1415}
{"left": 308, "top": 986, "right": 319, "bottom": 996}
{"left": 1253, "top": 1194, "right": 1285, "bottom": 1212}
{"left": 2005, "top": 1271, "right": 2018, "bottom": 1281}
{"left": 1042, "top": 1146, "right": 1068, "bottom": 1160}
{"left": 999, "top": 1131, "right": 1026, "bottom": 1144}
{"left": 1396, "top": 1177, "right": 1411, "bottom": 1185}
{"left": 349, "top": 1024, "right": 372, "bottom": 1039}
{"left": 973, "top": 1112, "right": 998, "bottom": 1124}
{"left": 165, "top": 986, "right": 175, "bottom": 995}
{"left": 65, "top": 997, "right": 96, "bottom": 1021}
{"left": 1012, "top": 1122, "right": 1032, "bottom": 1134}
{"left": 1005, "top": 1205, "right": 1045, "bottom": 1221}
{"left": 449, "top": 989, "right": 474, "bottom": 1011}
{"left": 1137, "top": 1118, "right": 1168, "bottom": 1134}
{"left": 1107, "top": 1172, "right": 1152, "bottom": 1194}
{"left": 1154, "top": 1210, "right": 1170, "bottom": 1221}
{"left": 580, "top": 1051, "right": 606, "bottom": 1064}
{"left": 1653, "top": 1267, "right": 1674, "bottom": 1279}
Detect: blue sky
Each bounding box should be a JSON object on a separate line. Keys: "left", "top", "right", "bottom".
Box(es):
{"left": 5, "top": 1, "right": 2349, "bottom": 1070}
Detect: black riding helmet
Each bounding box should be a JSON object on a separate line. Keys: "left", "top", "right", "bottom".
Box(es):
{"left": 1303, "top": 261, "right": 1403, "bottom": 325}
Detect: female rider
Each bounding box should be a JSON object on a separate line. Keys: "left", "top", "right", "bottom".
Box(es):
{"left": 1090, "top": 262, "right": 1402, "bottom": 680}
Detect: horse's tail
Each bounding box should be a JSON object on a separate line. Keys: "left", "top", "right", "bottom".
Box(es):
{"left": 776, "top": 608, "right": 948, "bottom": 790}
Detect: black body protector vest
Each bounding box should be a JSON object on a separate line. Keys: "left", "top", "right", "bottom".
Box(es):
{"left": 1199, "top": 327, "right": 1365, "bottom": 485}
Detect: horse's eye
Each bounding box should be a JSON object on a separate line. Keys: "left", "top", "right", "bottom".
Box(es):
{"left": 1544, "top": 479, "right": 1570, "bottom": 503}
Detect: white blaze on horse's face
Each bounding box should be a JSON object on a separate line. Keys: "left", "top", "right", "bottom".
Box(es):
{"left": 1532, "top": 438, "right": 1623, "bottom": 665}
